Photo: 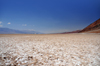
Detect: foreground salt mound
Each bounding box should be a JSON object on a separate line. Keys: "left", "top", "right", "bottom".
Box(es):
{"left": 0, "top": 34, "right": 100, "bottom": 66}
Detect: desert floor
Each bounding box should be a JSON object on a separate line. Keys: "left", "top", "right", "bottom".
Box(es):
{"left": 0, "top": 33, "right": 100, "bottom": 66}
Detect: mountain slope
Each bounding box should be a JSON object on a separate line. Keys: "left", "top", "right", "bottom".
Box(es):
{"left": 80, "top": 18, "right": 100, "bottom": 33}
{"left": 60, "top": 18, "right": 100, "bottom": 34}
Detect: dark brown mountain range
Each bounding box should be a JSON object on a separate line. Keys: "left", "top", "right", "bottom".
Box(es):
{"left": 61, "top": 30, "right": 81, "bottom": 34}
{"left": 61, "top": 18, "right": 100, "bottom": 34}
{"left": 80, "top": 18, "right": 100, "bottom": 33}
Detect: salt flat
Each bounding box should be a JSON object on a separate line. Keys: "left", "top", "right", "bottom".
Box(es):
{"left": 0, "top": 34, "right": 100, "bottom": 66}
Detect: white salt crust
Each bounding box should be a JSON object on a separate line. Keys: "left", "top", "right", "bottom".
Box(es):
{"left": 0, "top": 34, "right": 100, "bottom": 66}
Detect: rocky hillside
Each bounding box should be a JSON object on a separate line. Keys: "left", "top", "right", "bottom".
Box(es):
{"left": 80, "top": 18, "right": 100, "bottom": 33}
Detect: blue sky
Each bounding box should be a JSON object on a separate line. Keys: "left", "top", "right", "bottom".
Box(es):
{"left": 0, "top": 0, "right": 100, "bottom": 33}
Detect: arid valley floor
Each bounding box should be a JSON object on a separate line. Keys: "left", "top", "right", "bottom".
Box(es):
{"left": 0, "top": 33, "right": 100, "bottom": 66}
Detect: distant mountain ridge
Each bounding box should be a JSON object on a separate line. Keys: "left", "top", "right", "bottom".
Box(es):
{"left": 0, "top": 28, "right": 42, "bottom": 34}
{"left": 61, "top": 30, "right": 81, "bottom": 34}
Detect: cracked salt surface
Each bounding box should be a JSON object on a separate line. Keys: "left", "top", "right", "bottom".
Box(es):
{"left": 0, "top": 34, "right": 100, "bottom": 66}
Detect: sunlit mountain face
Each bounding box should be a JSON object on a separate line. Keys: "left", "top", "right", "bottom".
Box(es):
{"left": 80, "top": 18, "right": 100, "bottom": 33}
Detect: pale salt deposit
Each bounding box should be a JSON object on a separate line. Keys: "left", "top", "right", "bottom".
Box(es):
{"left": 0, "top": 34, "right": 100, "bottom": 66}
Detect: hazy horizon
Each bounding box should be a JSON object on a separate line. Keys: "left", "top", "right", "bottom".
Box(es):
{"left": 0, "top": 0, "right": 100, "bottom": 33}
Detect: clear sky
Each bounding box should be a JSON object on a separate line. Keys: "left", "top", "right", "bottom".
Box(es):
{"left": 0, "top": 0, "right": 100, "bottom": 33}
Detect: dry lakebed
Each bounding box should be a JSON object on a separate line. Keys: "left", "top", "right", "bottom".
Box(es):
{"left": 0, "top": 33, "right": 100, "bottom": 66}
